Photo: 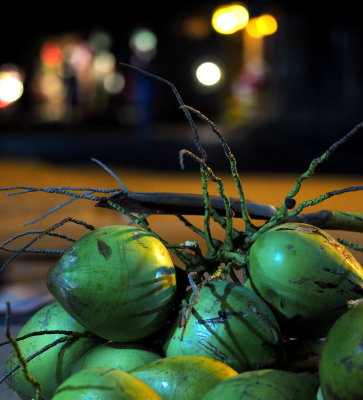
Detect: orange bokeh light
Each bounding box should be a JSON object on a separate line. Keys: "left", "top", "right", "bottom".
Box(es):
{"left": 40, "top": 41, "right": 64, "bottom": 68}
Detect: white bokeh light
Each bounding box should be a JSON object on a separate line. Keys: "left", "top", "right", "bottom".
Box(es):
{"left": 0, "top": 73, "right": 24, "bottom": 104}
{"left": 195, "top": 62, "right": 222, "bottom": 86}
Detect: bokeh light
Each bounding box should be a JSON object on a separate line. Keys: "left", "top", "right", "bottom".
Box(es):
{"left": 212, "top": 3, "right": 249, "bottom": 34}
{"left": 103, "top": 72, "right": 125, "bottom": 94}
{"left": 246, "top": 17, "right": 264, "bottom": 38}
{"left": 93, "top": 51, "right": 116, "bottom": 78}
{"left": 38, "top": 72, "right": 64, "bottom": 99}
{"left": 195, "top": 61, "right": 222, "bottom": 86}
{"left": 89, "top": 30, "right": 113, "bottom": 50}
{"left": 256, "top": 14, "right": 278, "bottom": 36}
{"left": 246, "top": 14, "right": 278, "bottom": 38}
{"left": 129, "top": 28, "right": 157, "bottom": 53}
{"left": 0, "top": 66, "right": 24, "bottom": 108}
{"left": 182, "top": 16, "right": 211, "bottom": 39}
{"left": 68, "top": 42, "right": 93, "bottom": 73}
{"left": 40, "top": 41, "right": 64, "bottom": 68}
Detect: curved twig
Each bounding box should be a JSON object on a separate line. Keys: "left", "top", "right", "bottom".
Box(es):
{"left": 118, "top": 62, "right": 207, "bottom": 161}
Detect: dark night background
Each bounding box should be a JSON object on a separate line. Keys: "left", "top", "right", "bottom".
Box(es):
{"left": 1, "top": 0, "right": 363, "bottom": 174}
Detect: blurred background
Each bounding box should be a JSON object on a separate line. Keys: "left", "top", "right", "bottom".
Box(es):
{"left": 0, "top": 0, "right": 362, "bottom": 172}
{"left": 0, "top": 3, "right": 363, "bottom": 395}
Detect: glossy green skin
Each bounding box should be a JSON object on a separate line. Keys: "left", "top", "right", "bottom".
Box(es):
{"left": 163, "top": 280, "right": 284, "bottom": 372}
{"left": 72, "top": 342, "right": 163, "bottom": 373}
{"left": 200, "top": 369, "right": 319, "bottom": 400}
{"left": 51, "top": 366, "right": 162, "bottom": 400}
{"left": 5, "top": 301, "right": 102, "bottom": 400}
{"left": 248, "top": 223, "right": 363, "bottom": 338}
{"left": 130, "top": 355, "right": 238, "bottom": 400}
{"left": 47, "top": 225, "right": 177, "bottom": 341}
{"left": 319, "top": 303, "right": 363, "bottom": 400}
{"left": 316, "top": 386, "right": 324, "bottom": 400}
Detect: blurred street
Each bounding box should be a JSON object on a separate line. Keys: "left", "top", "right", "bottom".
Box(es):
{"left": 1, "top": 115, "right": 363, "bottom": 174}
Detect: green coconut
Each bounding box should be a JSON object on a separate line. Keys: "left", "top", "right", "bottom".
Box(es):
{"left": 319, "top": 302, "right": 363, "bottom": 400}
{"left": 72, "top": 342, "right": 163, "bottom": 373}
{"left": 4, "top": 301, "right": 102, "bottom": 400}
{"left": 163, "top": 280, "right": 285, "bottom": 372}
{"left": 248, "top": 222, "right": 363, "bottom": 337}
{"left": 316, "top": 386, "right": 324, "bottom": 400}
{"left": 200, "top": 369, "right": 319, "bottom": 400}
{"left": 129, "top": 355, "right": 238, "bottom": 400}
{"left": 47, "top": 225, "right": 177, "bottom": 341}
{"left": 51, "top": 366, "right": 161, "bottom": 400}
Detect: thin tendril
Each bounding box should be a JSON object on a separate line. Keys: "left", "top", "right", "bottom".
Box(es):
{"left": 288, "top": 186, "right": 363, "bottom": 218}
{"left": 280, "top": 122, "right": 363, "bottom": 216}
{"left": 337, "top": 239, "right": 363, "bottom": 252}
{"left": 24, "top": 190, "right": 94, "bottom": 226}
{"left": 0, "top": 230, "right": 76, "bottom": 248}
{"left": 118, "top": 61, "right": 207, "bottom": 161}
{"left": 91, "top": 158, "right": 128, "bottom": 191}
{"left": 180, "top": 149, "right": 234, "bottom": 251}
{"left": 0, "top": 218, "right": 95, "bottom": 271}
{"left": 0, "top": 330, "right": 95, "bottom": 347}
{"left": 181, "top": 105, "right": 255, "bottom": 236}
{"left": 249, "top": 186, "right": 363, "bottom": 244}
{"left": 1, "top": 186, "right": 121, "bottom": 194}
{"left": 4, "top": 303, "right": 43, "bottom": 397}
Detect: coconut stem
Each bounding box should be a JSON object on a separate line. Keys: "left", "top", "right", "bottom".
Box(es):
{"left": 283, "top": 122, "right": 363, "bottom": 208}
{"left": 180, "top": 149, "right": 234, "bottom": 252}
{"left": 182, "top": 105, "right": 256, "bottom": 237}
{"left": 250, "top": 122, "right": 363, "bottom": 241}
{"left": 337, "top": 239, "right": 363, "bottom": 252}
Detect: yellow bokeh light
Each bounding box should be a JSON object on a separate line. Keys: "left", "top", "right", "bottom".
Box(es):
{"left": 93, "top": 51, "right": 116, "bottom": 78}
{"left": 212, "top": 3, "right": 249, "bottom": 34}
{"left": 256, "top": 14, "right": 278, "bottom": 36}
{"left": 39, "top": 72, "right": 65, "bottom": 100}
{"left": 246, "top": 14, "right": 278, "bottom": 38}
{"left": 246, "top": 17, "right": 264, "bottom": 38}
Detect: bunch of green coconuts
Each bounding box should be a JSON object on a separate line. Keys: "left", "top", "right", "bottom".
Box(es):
{"left": 4, "top": 221, "right": 363, "bottom": 400}
{"left": 2, "top": 68, "right": 363, "bottom": 399}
